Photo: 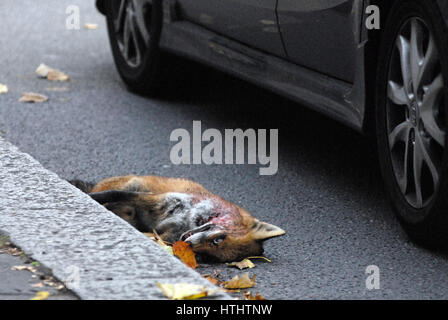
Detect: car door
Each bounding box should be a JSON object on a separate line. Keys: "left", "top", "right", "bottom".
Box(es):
{"left": 177, "top": 0, "right": 286, "bottom": 58}
{"left": 277, "top": 0, "right": 358, "bottom": 83}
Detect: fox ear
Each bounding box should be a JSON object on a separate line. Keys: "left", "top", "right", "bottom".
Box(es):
{"left": 250, "top": 220, "right": 285, "bottom": 241}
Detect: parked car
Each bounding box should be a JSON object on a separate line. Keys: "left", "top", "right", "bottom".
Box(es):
{"left": 96, "top": 0, "right": 448, "bottom": 246}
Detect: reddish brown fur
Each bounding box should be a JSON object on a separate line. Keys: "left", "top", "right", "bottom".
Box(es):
{"left": 84, "top": 175, "right": 285, "bottom": 262}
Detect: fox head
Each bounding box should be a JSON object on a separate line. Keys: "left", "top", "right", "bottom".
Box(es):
{"left": 90, "top": 190, "right": 285, "bottom": 262}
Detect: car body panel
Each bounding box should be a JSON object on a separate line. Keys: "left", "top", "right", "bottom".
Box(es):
{"left": 159, "top": 20, "right": 363, "bottom": 131}
{"left": 277, "top": 0, "right": 357, "bottom": 82}
{"left": 176, "top": 0, "right": 286, "bottom": 58}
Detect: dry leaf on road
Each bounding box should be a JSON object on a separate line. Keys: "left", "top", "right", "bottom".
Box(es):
{"left": 224, "top": 273, "right": 256, "bottom": 289}
{"left": 172, "top": 241, "right": 198, "bottom": 269}
{"left": 31, "top": 282, "right": 44, "bottom": 288}
{"left": 19, "top": 92, "right": 48, "bottom": 103}
{"left": 31, "top": 291, "right": 50, "bottom": 300}
{"left": 246, "top": 256, "right": 272, "bottom": 263}
{"left": 12, "top": 265, "right": 37, "bottom": 273}
{"left": 243, "top": 291, "right": 266, "bottom": 300}
{"left": 36, "top": 64, "right": 69, "bottom": 82}
{"left": 0, "top": 84, "right": 8, "bottom": 94}
{"left": 84, "top": 23, "right": 99, "bottom": 30}
{"left": 227, "top": 258, "right": 255, "bottom": 270}
{"left": 203, "top": 274, "right": 223, "bottom": 286}
{"left": 157, "top": 283, "right": 214, "bottom": 300}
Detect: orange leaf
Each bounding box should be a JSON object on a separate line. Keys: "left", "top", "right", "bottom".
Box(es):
{"left": 172, "top": 241, "right": 198, "bottom": 269}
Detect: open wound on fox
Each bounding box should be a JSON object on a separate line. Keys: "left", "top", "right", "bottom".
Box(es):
{"left": 170, "top": 121, "right": 278, "bottom": 175}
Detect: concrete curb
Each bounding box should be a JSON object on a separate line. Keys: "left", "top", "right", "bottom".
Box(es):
{"left": 0, "top": 138, "right": 229, "bottom": 300}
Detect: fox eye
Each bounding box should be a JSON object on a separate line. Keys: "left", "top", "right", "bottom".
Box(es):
{"left": 211, "top": 236, "right": 226, "bottom": 246}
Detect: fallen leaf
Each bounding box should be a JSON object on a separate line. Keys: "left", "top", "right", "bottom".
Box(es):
{"left": 35, "top": 64, "right": 51, "bottom": 77}
{"left": 227, "top": 258, "right": 255, "bottom": 270}
{"left": 10, "top": 248, "right": 23, "bottom": 256}
{"left": 12, "top": 265, "right": 37, "bottom": 273}
{"left": 31, "top": 282, "right": 44, "bottom": 288}
{"left": 203, "top": 275, "right": 223, "bottom": 286}
{"left": 164, "top": 246, "right": 174, "bottom": 255}
{"left": 31, "top": 291, "right": 50, "bottom": 300}
{"left": 0, "top": 84, "right": 8, "bottom": 94}
{"left": 84, "top": 23, "right": 99, "bottom": 30}
{"left": 19, "top": 92, "right": 48, "bottom": 103}
{"left": 0, "top": 245, "right": 23, "bottom": 256}
{"left": 36, "top": 64, "right": 69, "bottom": 82}
{"left": 47, "top": 70, "right": 69, "bottom": 82}
{"left": 246, "top": 256, "right": 272, "bottom": 263}
{"left": 157, "top": 283, "right": 214, "bottom": 300}
{"left": 172, "top": 241, "right": 198, "bottom": 269}
{"left": 224, "top": 273, "right": 256, "bottom": 289}
{"left": 243, "top": 291, "right": 266, "bottom": 300}
{"left": 152, "top": 229, "right": 172, "bottom": 246}
{"left": 146, "top": 230, "right": 174, "bottom": 255}
{"left": 222, "top": 289, "right": 241, "bottom": 293}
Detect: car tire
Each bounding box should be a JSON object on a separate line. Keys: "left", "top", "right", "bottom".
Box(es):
{"left": 105, "top": 0, "right": 163, "bottom": 95}
{"left": 376, "top": 0, "right": 448, "bottom": 246}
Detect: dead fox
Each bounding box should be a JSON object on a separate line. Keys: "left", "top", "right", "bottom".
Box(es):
{"left": 70, "top": 175, "right": 285, "bottom": 262}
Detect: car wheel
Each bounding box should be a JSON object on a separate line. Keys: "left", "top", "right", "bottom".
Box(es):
{"left": 105, "top": 0, "right": 163, "bottom": 94}
{"left": 377, "top": 0, "right": 448, "bottom": 246}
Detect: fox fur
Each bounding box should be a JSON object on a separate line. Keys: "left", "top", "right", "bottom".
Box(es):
{"left": 70, "top": 175, "right": 285, "bottom": 262}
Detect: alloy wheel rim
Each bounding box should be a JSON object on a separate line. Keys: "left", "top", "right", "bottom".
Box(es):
{"left": 112, "top": 0, "right": 153, "bottom": 68}
{"left": 387, "top": 17, "right": 446, "bottom": 209}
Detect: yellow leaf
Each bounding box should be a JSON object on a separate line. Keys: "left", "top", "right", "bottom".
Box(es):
{"left": 227, "top": 258, "right": 255, "bottom": 270}
{"left": 164, "top": 246, "right": 173, "bottom": 255}
{"left": 224, "top": 273, "right": 256, "bottom": 289}
{"left": 246, "top": 256, "right": 272, "bottom": 263}
{"left": 157, "top": 283, "right": 213, "bottom": 300}
{"left": 31, "top": 291, "right": 50, "bottom": 300}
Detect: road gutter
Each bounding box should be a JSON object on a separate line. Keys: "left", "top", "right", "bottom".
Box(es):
{"left": 0, "top": 138, "right": 228, "bottom": 300}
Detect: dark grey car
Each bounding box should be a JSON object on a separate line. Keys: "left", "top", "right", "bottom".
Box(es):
{"left": 96, "top": 0, "right": 448, "bottom": 246}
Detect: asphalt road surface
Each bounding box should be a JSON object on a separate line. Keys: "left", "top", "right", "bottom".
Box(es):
{"left": 2, "top": 0, "right": 448, "bottom": 300}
